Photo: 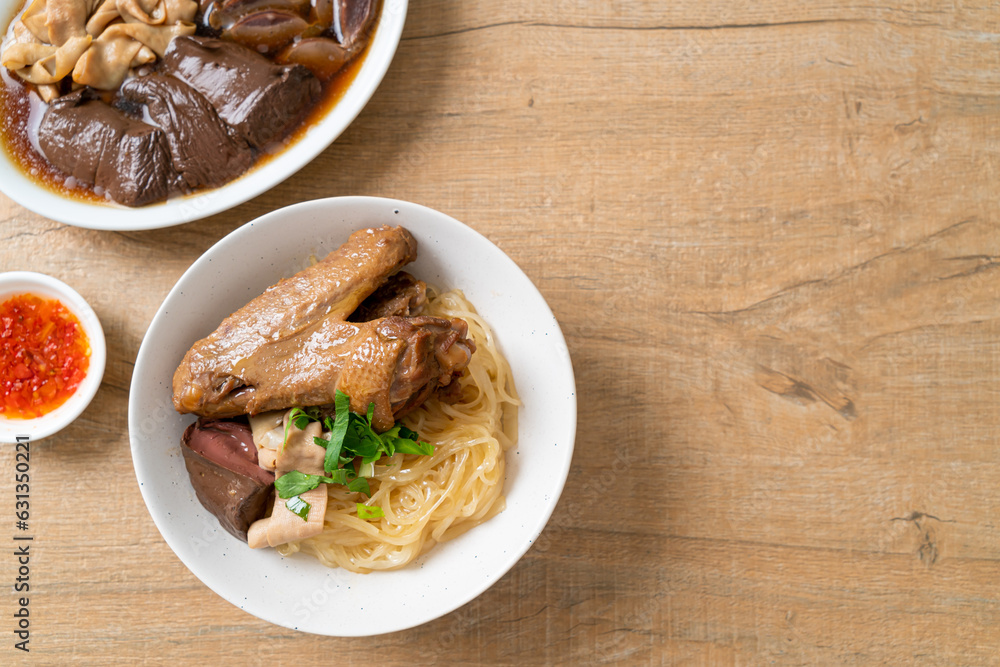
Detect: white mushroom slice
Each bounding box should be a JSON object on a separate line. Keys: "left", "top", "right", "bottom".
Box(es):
{"left": 247, "top": 484, "right": 327, "bottom": 549}
{"left": 248, "top": 410, "right": 285, "bottom": 471}
{"left": 276, "top": 415, "right": 326, "bottom": 476}
{"left": 3, "top": 35, "right": 91, "bottom": 85}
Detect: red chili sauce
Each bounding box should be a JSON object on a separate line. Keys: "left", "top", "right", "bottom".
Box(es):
{"left": 0, "top": 294, "right": 90, "bottom": 419}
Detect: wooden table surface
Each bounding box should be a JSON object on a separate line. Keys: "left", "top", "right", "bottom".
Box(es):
{"left": 2, "top": 1, "right": 999, "bottom": 664}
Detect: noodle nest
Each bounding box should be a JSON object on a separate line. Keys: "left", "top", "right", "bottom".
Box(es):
{"left": 277, "top": 288, "right": 519, "bottom": 573}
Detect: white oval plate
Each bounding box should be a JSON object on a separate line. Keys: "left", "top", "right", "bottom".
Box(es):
{"left": 128, "top": 197, "right": 577, "bottom": 635}
{"left": 0, "top": 1, "right": 407, "bottom": 230}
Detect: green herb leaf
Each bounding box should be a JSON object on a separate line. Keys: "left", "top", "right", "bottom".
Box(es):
{"left": 396, "top": 425, "right": 420, "bottom": 440}
{"left": 278, "top": 392, "right": 434, "bottom": 500}
{"left": 347, "top": 476, "right": 370, "bottom": 496}
{"left": 275, "top": 470, "right": 318, "bottom": 498}
{"left": 356, "top": 504, "right": 384, "bottom": 520}
{"left": 275, "top": 470, "right": 351, "bottom": 498}
{"left": 348, "top": 408, "right": 388, "bottom": 463}
{"left": 390, "top": 433, "right": 434, "bottom": 456}
{"left": 324, "top": 390, "right": 351, "bottom": 475}
{"left": 282, "top": 406, "right": 321, "bottom": 451}
{"left": 286, "top": 495, "right": 311, "bottom": 521}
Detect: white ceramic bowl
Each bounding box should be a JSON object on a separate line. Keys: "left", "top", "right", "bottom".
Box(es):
{"left": 0, "top": 271, "right": 106, "bottom": 443}
{"left": 128, "top": 197, "right": 577, "bottom": 635}
{"left": 0, "top": 1, "right": 407, "bottom": 230}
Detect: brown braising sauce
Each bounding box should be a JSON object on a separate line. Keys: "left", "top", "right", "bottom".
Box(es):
{"left": 0, "top": 0, "right": 374, "bottom": 204}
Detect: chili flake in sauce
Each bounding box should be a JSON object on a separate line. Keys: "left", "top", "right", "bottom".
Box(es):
{"left": 0, "top": 294, "right": 90, "bottom": 419}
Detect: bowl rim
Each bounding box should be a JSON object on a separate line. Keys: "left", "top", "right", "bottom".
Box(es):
{"left": 128, "top": 196, "right": 578, "bottom": 635}
{"left": 0, "top": 270, "right": 106, "bottom": 443}
{"left": 0, "top": 0, "right": 409, "bottom": 230}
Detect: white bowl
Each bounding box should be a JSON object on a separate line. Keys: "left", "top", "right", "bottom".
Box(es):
{"left": 128, "top": 197, "right": 577, "bottom": 636}
{"left": 0, "top": 1, "right": 407, "bottom": 230}
{"left": 0, "top": 271, "right": 106, "bottom": 443}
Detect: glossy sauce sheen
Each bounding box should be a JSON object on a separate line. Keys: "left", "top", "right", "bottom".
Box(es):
{"left": 0, "top": 294, "right": 91, "bottom": 419}
{"left": 0, "top": 0, "right": 373, "bottom": 204}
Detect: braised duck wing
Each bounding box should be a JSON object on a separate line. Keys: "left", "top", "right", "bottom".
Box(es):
{"left": 177, "top": 314, "right": 474, "bottom": 431}
{"left": 172, "top": 226, "right": 475, "bottom": 430}
{"left": 173, "top": 225, "right": 417, "bottom": 416}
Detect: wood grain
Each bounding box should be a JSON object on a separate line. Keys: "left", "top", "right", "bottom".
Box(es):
{"left": 1, "top": 0, "right": 998, "bottom": 664}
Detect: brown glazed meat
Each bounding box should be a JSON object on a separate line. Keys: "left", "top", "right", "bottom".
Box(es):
{"left": 172, "top": 226, "right": 475, "bottom": 430}
{"left": 161, "top": 35, "right": 321, "bottom": 149}
{"left": 180, "top": 419, "right": 274, "bottom": 542}
{"left": 180, "top": 315, "right": 474, "bottom": 430}
{"left": 38, "top": 89, "right": 179, "bottom": 206}
{"left": 120, "top": 74, "right": 254, "bottom": 190}
{"left": 348, "top": 271, "right": 427, "bottom": 322}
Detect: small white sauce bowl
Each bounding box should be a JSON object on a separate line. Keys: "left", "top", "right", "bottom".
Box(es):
{"left": 0, "top": 271, "right": 106, "bottom": 443}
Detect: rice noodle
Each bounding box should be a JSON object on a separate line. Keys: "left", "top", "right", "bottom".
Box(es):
{"left": 277, "top": 287, "right": 519, "bottom": 573}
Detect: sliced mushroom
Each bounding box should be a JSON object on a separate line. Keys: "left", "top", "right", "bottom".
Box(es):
{"left": 276, "top": 36, "right": 350, "bottom": 80}
{"left": 312, "top": 0, "right": 375, "bottom": 47}
{"left": 225, "top": 9, "right": 309, "bottom": 54}
{"left": 313, "top": 0, "right": 332, "bottom": 27}
{"left": 337, "top": 0, "right": 375, "bottom": 48}
{"left": 209, "top": 0, "right": 310, "bottom": 30}
{"left": 248, "top": 484, "right": 327, "bottom": 549}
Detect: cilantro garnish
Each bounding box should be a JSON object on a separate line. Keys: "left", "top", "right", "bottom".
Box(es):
{"left": 275, "top": 391, "right": 434, "bottom": 521}
{"left": 282, "top": 406, "right": 322, "bottom": 451}
{"left": 275, "top": 469, "right": 355, "bottom": 499}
